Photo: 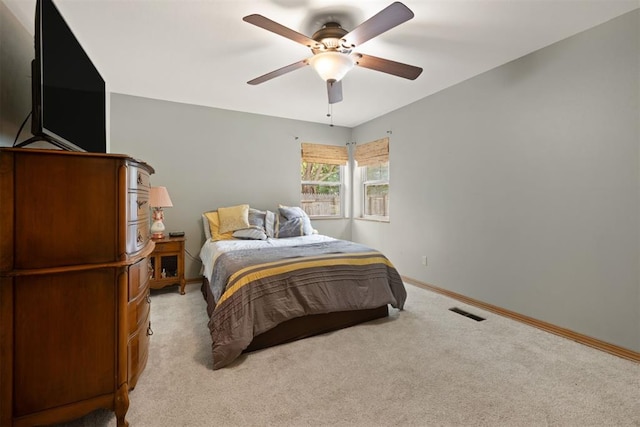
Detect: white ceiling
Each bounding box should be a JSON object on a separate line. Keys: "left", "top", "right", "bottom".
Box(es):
{"left": 5, "top": 0, "right": 639, "bottom": 128}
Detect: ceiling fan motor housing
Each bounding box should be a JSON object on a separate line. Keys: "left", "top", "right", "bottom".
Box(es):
{"left": 311, "top": 22, "right": 352, "bottom": 54}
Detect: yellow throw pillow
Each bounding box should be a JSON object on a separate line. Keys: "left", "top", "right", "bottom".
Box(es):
{"left": 204, "top": 211, "right": 235, "bottom": 241}
{"left": 217, "top": 204, "right": 250, "bottom": 234}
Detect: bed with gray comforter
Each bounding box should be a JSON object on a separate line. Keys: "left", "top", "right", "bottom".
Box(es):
{"left": 201, "top": 237, "right": 406, "bottom": 369}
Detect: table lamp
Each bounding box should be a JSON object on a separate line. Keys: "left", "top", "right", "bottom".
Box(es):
{"left": 150, "top": 186, "right": 173, "bottom": 239}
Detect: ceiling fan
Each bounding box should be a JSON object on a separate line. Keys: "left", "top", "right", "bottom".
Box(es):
{"left": 243, "top": 2, "right": 423, "bottom": 104}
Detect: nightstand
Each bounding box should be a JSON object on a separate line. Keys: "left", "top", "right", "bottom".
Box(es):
{"left": 149, "top": 235, "right": 186, "bottom": 294}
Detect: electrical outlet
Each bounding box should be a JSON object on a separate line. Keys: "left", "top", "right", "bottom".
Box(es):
{"left": 421, "top": 255, "right": 428, "bottom": 266}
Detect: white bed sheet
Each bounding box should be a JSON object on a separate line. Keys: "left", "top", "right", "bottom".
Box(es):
{"left": 199, "top": 234, "right": 336, "bottom": 292}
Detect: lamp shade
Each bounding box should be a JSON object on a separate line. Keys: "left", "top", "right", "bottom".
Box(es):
{"left": 308, "top": 52, "right": 355, "bottom": 82}
{"left": 150, "top": 186, "right": 173, "bottom": 208}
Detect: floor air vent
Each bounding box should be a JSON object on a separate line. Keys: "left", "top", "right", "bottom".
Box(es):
{"left": 449, "top": 307, "right": 486, "bottom": 322}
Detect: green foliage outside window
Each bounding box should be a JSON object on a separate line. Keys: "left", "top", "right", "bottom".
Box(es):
{"left": 301, "top": 162, "right": 341, "bottom": 194}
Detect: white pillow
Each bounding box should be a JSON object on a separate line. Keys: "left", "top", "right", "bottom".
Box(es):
{"left": 265, "top": 210, "right": 276, "bottom": 238}
{"left": 232, "top": 226, "right": 268, "bottom": 240}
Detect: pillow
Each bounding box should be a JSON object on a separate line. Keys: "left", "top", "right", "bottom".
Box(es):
{"left": 202, "top": 213, "right": 212, "bottom": 240}
{"left": 277, "top": 205, "right": 313, "bottom": 236}
{"left": 217, "top": 204, "right": 250, "bottom": 234}
{"left": 248, "top": 208, "right": 266, "bottom": 229}
{"left": 204, "top": 211, "right": 235, "bottom": 241}
{"left": 232, "top": 226, "right": 268, "bottom": 240}
{"left": 278, "top": 205, "right": 308, "bottom": 220}
{"left": 264, "top": 210, "right": 276, "bottom": 238}
{"left": 275, "top": 216, "right": 307, "bottom": 238}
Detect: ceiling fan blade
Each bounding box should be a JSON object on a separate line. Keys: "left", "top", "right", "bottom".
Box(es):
{"left": 247, "top": 59, "right": 309, "bottom": 85}
{"left": 341, "top": 2, "right": 414, "bottom": 48}
{"left": 243, "top": 14, "right": 321, "bottom": 49}
{"left": 327, "top": 79, "right": 343, "bottom": 104}
{"left": 355, "top": 53, "right": 422, "bottom": 80}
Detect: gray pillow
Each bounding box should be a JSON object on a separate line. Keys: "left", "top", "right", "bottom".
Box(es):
{"left": 202, "top": 212, "right": 213, "bottom": 240}
{"left": 278, "top": 206, "right": 307, "bottom": 220}
{"left": 275, "top": 216, "right": 314, "bottom": 238}
{"left": 248, "top": 208, "right": 266, "bottom": 229}
{"left": 277, "top": 206, "right": 313, "bottom": 236}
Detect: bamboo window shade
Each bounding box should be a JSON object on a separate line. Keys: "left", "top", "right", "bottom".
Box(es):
{"left": 354, "top": 138, "right": 389, "bottom": 167}
{"left": 301, "top": 143, "right": 348, "bottom": 165}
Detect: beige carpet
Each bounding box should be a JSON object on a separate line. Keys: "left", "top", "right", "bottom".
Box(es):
{"left": 56, "top": 282, "right": 639, "bottom": 426}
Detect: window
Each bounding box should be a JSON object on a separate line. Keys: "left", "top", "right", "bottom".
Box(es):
{"left": 363, "top": 162, "right": 389, "bottom": 218}
{"left": 300, "top": 143, "right": 348, "bottom": 218}
{"left": 355, "top": 138, "right": 390, "bottom": 220}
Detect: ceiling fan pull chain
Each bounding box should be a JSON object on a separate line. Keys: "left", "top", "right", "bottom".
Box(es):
{"left": 328, "top": 103, "right": 334, "bottom": 127}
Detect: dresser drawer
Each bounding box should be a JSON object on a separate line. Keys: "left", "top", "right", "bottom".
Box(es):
{"left": 127, "top": 220, "right": 150, "bottom": 255}
{"left": 128, "top": 257, "right": 150, "bottom": 300}
{"left": 128, "top": 291, "right": 151, "bottom": 335}
{"left": 128, "top": 164, "right": 151, "bottom": 192}
{"left": 128, "top": 191, "right": 149, "bottom": 222}
{"left": 127, "top": 312, "right": 150, "bottom": 390}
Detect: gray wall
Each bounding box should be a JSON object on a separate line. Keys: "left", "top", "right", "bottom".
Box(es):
{"left": 0, "top": 1, "right": 32, "bottom": 147}
{"left": 352, "top": 10, "right": 640, "bottom": 352}
{"left": 110, "top": 94, "right": 352, "bottom": 280}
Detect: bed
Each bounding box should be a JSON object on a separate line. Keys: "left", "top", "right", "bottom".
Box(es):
{"left": 199, "top": 205, "right": 407, "bottom": 369}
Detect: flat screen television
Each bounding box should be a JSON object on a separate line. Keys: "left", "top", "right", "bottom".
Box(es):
{"left": 21, "top": 0, "right": 106, "bottom": 152}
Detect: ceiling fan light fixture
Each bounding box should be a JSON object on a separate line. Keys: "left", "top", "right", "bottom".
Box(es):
{"left": 308, "top": 51, "right": 355, "bottom": 82}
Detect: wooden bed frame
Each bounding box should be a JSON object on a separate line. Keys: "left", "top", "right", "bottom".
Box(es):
{"left": 201, "top": 278, "right": 389, "bottom": 354}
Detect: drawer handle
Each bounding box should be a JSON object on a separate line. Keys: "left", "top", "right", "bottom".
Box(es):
{"left": 137, "top": 173, "right": 143, "bottom": 185}
{"left": 147, "top": 322, "right": 153, "bottom": 336}
{"left": 146, "top": 293, "right": 151, "bottom": 304}
{"left": 137, "top": 199, "right": 148, "bottom": 209}
{"left": 137, "top": 231, "right": 143, "bottom": 244}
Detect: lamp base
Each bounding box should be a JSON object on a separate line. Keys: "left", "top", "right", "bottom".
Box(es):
{"left": 150, "top": 213, "right": 166, "bottom": 240}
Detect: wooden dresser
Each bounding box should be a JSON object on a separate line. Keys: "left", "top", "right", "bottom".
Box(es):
{"left": 0, "top": 148, "right": 155, "bottom": 427}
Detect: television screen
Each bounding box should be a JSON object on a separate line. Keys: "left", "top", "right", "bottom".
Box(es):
{"left": 31, "top": 0, "right": 106, "bottom": 152}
